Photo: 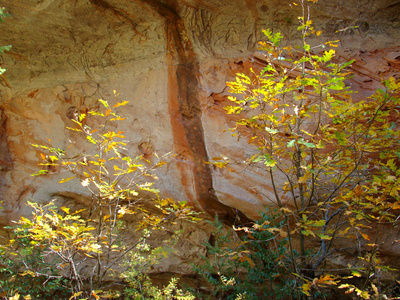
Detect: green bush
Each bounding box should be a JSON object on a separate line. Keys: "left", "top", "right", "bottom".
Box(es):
{"left": 194, "top": 209, "right": 293, "bottom": 300}
{"left": 0, "top": 226, "right": 69, "bottom": 299}
{"left": 122, "top": 230, "right": 195, "bottom": 299}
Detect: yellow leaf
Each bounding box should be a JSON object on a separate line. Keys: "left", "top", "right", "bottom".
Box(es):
{"left": 19, "top": 270, "right": 36, "bottom": 277}
{"left": 318, "top": 234, "right": 332, "bottom": 240}
{"left": 69, "top": 292, "right": 83, "bottom": 300}
{"left": 302, "top": 283, "right": 311, "bottom": 296}
{"left": 61, "top": 206, "right": 70, "bottom": 214}
{"left": 298, "top": 172, "right": 311, "bottom": 184}
{"left": 59, "top": 176, "right": 75, "bottom": 184}
{"left": 359, "top": 290, "right": 370, "bottom": 299}
{"left": 10, "top": 293, "right": 20, "bottom": 300}
{"left": 280, "top": 207, "right": 293, "bottom": 214}
{"left": 66, "top": 126, "right": 82, "bottom": 132}
{"left": 267, "top": 227, "right": 288, "bottom": 237}
{"left": 371, "top": 283, "right": 378, "bottom": 295}
{"left": 279, "top": 229, "right": 288, "bottom": 237}
{"left": 78, "top": 113, "right": 86, "bottom": 122}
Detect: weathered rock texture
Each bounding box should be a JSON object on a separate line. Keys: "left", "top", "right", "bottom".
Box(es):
{"left": 0, "top": 0, "right": 399, "bottom": 272}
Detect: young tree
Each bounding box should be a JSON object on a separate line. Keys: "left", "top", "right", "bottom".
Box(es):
{"left": 1, "top": 95, "right": 198, "bottom": 299}
{"left": 220, "top": 0, "right": 400, "bottom": 298}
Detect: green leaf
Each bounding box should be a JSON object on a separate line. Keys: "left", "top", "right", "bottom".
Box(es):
{"left": 318, "top": 234, "right": 332, "bottom": 240}
{"left": 31, "top": 170, "right": 49, "bottom": 176}
{"left": 0, "top": 45, "right": 11, "bottom": 54}
{"left": 287, "top": 140, "right": 296, "bottom": 147}
{"left": 262, "top": 29, "right": 283, "bottom": 46}
{"left": 264, "top": 155, "right": 277, "bottom": 167}
{"left": 351, "top": 270, "right": 362, "bottom": 277}
{"left": 265, "top": 127, "right": 279, "bottom": 134}
{"left": 338, "top": 59, "right": 354, "bottom": 71}
{"left": 298, "top": 139, "right": 315, "bottom": 148}
{"left": 253, "top": 156, "right": 263, "bottom": 163}
{"left": 316, "top": 140, "right": 324, "bottom": 149}
{"left": 312, "top": 220, "right": 325, "bottom": 227}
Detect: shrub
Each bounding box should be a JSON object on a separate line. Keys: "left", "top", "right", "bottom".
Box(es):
{"left": 194, "top": 209, "right": 293, "bottom": 300}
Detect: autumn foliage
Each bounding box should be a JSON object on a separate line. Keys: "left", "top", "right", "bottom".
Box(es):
{"left": 1, "top": 0, "right": 400, "bottom": 299}
{"left": 206, "top": 0, "right": 400, "bottom": 298}
{"left": 1, "top": 96, "right": 197, "bottom": 299}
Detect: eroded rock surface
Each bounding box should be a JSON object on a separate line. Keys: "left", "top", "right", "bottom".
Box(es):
{"left": 0, "top": 0, "right": 399, "bottom": 272}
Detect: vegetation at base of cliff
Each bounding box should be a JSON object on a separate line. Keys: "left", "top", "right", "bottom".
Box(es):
{"left": 192, "top": 209, "right": 294, "bottom": 300}
{"left": 204, "top": 0, "right": 400, "bottom": 299}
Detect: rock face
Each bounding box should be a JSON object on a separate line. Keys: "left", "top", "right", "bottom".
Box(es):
{"left": 0, "top": 0, "right": 399, "bottom": 271}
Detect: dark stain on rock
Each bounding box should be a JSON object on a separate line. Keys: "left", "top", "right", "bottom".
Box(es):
{"left": 0, "top": 107, "right": 13, "bottom": 212}
{"left": 0, "top": 108, "right": 13, "bottom": 172}
{"left": 142, "top": 0, "right": 250, "bottom": 225}
{"left": 88, "top": 0, "right": 142, "bottom": 35}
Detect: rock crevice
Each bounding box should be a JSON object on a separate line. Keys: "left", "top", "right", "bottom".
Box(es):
{"left": 142, "top": 0, "right": 244, "bottom": 223}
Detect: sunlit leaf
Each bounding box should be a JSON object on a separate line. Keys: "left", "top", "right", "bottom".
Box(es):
{"left": 113, "top": 101, "right": 129, "bottom": 108}
{"left": 98, "top": 99, "right": 109, "bottom": 108}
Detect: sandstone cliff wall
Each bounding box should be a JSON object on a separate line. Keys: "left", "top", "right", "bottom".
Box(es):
{"left": 0, "top": 0, "right": 399, "bottom": 272}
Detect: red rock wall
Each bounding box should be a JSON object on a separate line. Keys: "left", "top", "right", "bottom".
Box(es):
{"left": 0, "top": 0, "right": 398, "bottom": 224}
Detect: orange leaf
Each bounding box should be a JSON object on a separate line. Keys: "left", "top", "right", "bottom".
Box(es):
{"left": 113, "top": 101, "right": 129, "bottom": 108}
{"left": 91, "top": 291, "right": 100, "bottom": 300}
{"left": 359, "top": 231, "right": 370, "bottom": 241}
{"left": 354, "top": 185, "right": 363, "bottom": 197}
